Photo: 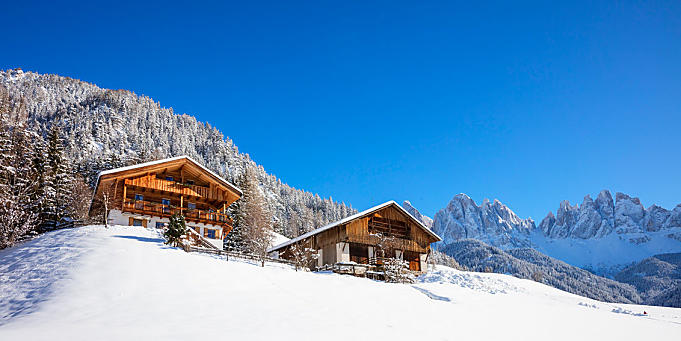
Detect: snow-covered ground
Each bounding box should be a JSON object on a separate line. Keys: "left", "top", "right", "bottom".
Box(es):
{"left": 1, "top": 226, "right": 679, "bottom": 340}
{"left": 529, "top": 229, "right": 681, "bottom": 274}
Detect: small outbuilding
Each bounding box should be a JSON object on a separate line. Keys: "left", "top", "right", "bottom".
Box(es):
{"left": 268, "top": 201, "right": 441, "bottom": 273}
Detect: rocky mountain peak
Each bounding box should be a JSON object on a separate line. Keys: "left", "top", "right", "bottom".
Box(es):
{"left": 538, "top": 190, "right": 680, "bottom": 240}
{"left": 432, "top": 194, "right": 535, "bottom": 248}
{"left": 401, "top": 200, "right": 433, "bottom": 228}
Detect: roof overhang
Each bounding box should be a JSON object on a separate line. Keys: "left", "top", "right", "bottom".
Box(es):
{"left": 94, "top": 155, "right": 242, "bottom": 196}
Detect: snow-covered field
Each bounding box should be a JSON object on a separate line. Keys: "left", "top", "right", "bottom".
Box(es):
{"left": 1, "top": 226, "right": 679, "bottom": 340}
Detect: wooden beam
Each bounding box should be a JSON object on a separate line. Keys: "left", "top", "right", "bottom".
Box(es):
{"left": 113, "top": 179, "right": 119, "bottom": 204}
{"left": 122, "top": 185, "right": 127, "bottom": 210}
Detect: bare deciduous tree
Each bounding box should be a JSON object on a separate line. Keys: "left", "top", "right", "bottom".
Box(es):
{"left": 92, "top": 182, "right": 117, "bottom": 228}
{"left": 241, "top": 166, "right": 274, "bottom": 267}
{"left": 288, "top": 239, "right": 319, "bottom": 271}
{"left": 69, "top": 176, "right": 93, "bottom": 223}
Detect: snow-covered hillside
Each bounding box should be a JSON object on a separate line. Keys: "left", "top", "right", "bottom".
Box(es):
{"left": 1, "top": 226, "right": 679, "bottom": 340}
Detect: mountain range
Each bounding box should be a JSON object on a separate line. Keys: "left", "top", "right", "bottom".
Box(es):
{"left": 429, "top": 191, "right": 681, "bottom": 274}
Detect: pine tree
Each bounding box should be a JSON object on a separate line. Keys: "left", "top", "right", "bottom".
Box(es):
{"left": 224, "top": 172, "right": 247, "bottom": 252}
{"left": 164, "top": 213, "right": 187, "bottom": 247}
{"left": 30, "top": 134, "right": 47, "bottom": 227}
{"left": 43, "top": 125, "right": 74, "bottom": 230}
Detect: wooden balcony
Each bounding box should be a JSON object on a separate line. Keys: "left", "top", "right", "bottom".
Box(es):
{"left": 345, "top": 234, "right": 428, "bottom": 253}
{"left": 124, "top": 177, "right": 227, "bottom": 202}
{"left": 122, "top": 199, "right": 233, "bottom": 229}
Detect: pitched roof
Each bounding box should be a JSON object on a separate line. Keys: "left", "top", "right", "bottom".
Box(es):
{"left": 96, "top": 155, "right": 242, "bottom": 195}
{"left": 267, "top": 200, "right": 442, "bottom": 252}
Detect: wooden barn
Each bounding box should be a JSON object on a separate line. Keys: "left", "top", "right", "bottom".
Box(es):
{"left": 89, "top": 156, "right": 242, "bottom": 249}
{"left": 267, "top": 201, "right": 441, "bottom": 273}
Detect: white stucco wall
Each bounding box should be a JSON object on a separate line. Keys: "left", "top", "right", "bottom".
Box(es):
{"left": 419, "top": 253, "right": 428, "bottom": 273}
{"left": 335, "top": 242, "right": 350, "bottom": 263}
{"left": 107, "top": 209, "right": 224, "bottom": 249}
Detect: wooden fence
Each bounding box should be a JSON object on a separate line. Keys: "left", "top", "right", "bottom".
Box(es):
{"left": 186, "top": 246, "right": 295, "bottom": 266}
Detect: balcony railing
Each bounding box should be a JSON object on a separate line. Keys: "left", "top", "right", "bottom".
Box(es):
{"left": 124, "top": 177, "right": 225, "bottom": 201}
{"left": 345, "top": 234, "right": 428, "bottom": 253}
{"left": 122, "top": 199, "right": 232, "bottom": 227}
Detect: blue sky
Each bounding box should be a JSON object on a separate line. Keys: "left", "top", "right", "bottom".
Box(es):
{"left": 2, "top": 1, "right": 680, "bottom": 219}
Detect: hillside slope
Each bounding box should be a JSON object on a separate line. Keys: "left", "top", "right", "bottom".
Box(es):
{"left": 615, "top": 253, "right": 681, "bottom": 307}
{"left": 1, "top": 226, "right": 679, "bottom": 340}
{"left": 0, "top": 69, "right": 355, "bottom": 238}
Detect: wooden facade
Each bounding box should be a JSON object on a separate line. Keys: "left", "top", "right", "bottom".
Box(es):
{"left": 268, "top": 201, "right": 441, "bottom": 273}
{"left": 89, "top": 156, "right": 242, "bottom": 248}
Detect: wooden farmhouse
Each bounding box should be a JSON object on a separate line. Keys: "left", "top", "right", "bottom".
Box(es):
{"left": 89, "top": 156, "right": 242, "bottom": 249}
{"left": 268, "top": 201, "right": 442, "bottom": 273}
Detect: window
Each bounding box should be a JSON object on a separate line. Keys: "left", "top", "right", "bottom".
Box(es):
{"left": 204, "top": 228, "right": 217, "bottom": 239}
{"left": 165, "top": 176, "right": 174, "bottom": 181}
{"left": 132, "top": 219, "right": 144, "bottom": 227}
{"left": 162, "top": 198, "right": 171, "bottom": 214}
{"left": 155, "top": 222, "right": 167, "bottom": 229}
{"left": 134, "top": 194, "right": 144, "bottom": 209}
{"left": 187, "top": 202, "right": 196, "bottom": 210}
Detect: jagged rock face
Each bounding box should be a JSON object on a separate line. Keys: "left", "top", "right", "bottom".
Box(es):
{"left": 615, "top": 192, "right": 646, "bottom": 234}
{"left": 539, "top": 212, "right": 556, "bottom": 236}
{"left": 401, "top": 201, "right": 433, "bottom": 228}
{"left": 664, "top": 205, "right": 681, "bottom": 229}
{"left": 538, "top": 190, "right": 679, "bottom": 240}
{"left": 540, "top": 192, "right": 614, "bottom": 239}
{"left": 595, "top": 190, "right": 615, "bottom": 231}
{"left": 432, "top": 194, "right": 535, "bottom": 247}
{"left": 644, "top": 205, "right": 671, "bottom": 232}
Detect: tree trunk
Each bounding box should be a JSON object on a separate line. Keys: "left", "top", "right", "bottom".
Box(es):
{"left": 103, "top": 201, "right": 109, "bottom": 228}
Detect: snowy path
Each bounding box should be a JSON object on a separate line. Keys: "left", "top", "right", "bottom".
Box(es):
{"left": 0, "top": 225, "right": 680, "bottom": 340}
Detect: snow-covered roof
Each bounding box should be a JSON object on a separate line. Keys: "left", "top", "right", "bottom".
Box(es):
{"left": 267, "top": 200, "right": 442, "bottom": 252}
{"left": 96, "top": 155, "right": 242, "bottom": 195}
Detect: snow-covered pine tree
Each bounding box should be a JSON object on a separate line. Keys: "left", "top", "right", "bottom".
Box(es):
{"left": 241, "top": 165, "right": 274, "bottom": 266}
{"left": 224, "top": 171, "right": 247, "bottom": 252}
{"left": 42, "top": 125, "right": 74, "bottom": 230}
{"left": 29, "top": 133, "right": 47, "bottom": 227}
{"left": 0, "top": 87, "right": 39, "bottom": 248}
{"left": 164, "top": 213, "right": 187, "bottom": 247}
